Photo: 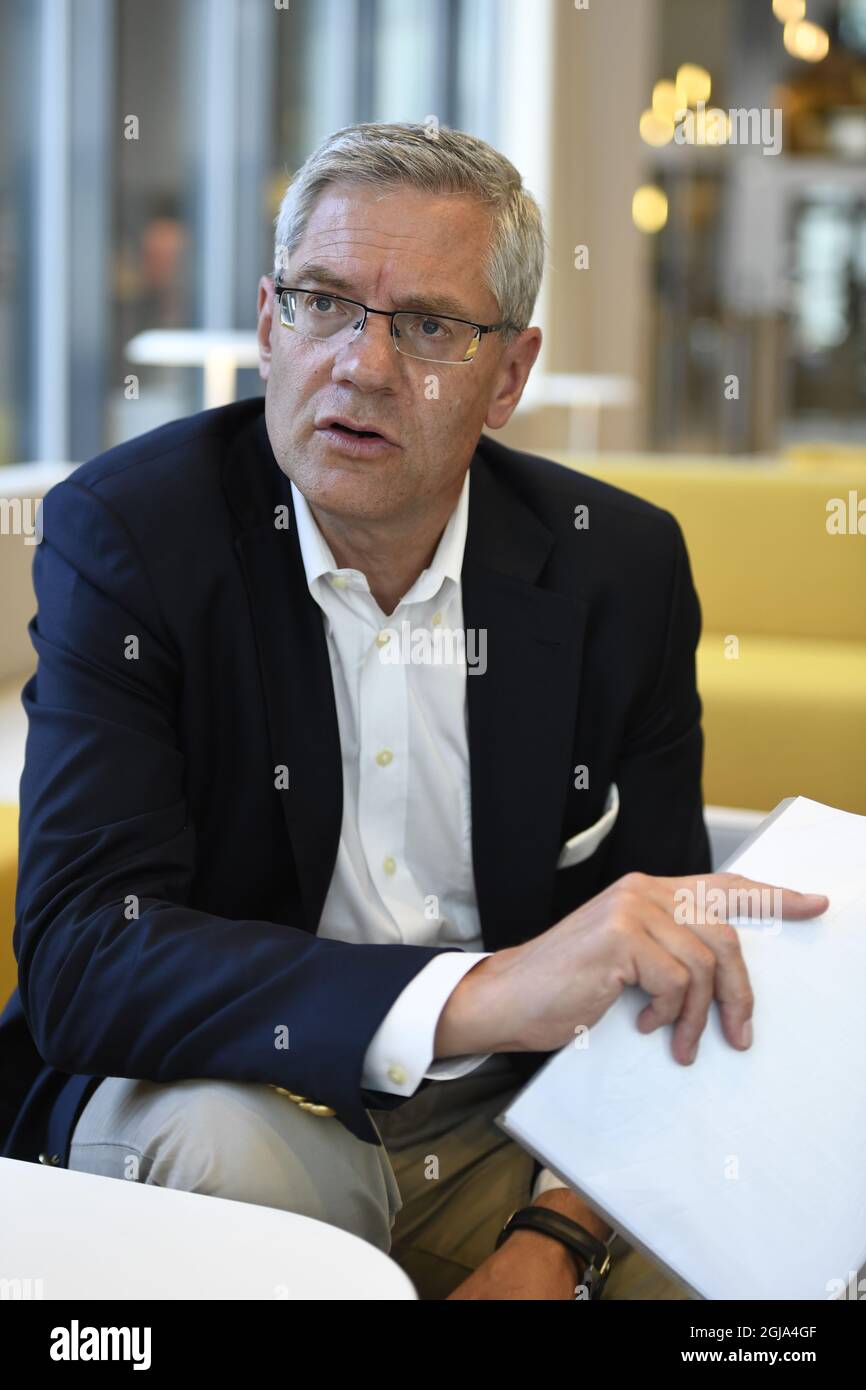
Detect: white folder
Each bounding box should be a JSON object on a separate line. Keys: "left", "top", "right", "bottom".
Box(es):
{"left": 496, "top": 797, "right": 866, "bottom": 1300}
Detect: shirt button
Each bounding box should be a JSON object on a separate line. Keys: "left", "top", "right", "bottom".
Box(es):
{"left": 432, "top": 610, "right": 442, "bottom": 626}
{"left": 383, "top": 856, "right": 397, "bottom": 876}
{"left": 388, "top": 1064, "right": 407, "bottom": 1085}
{"left": 375, "top": 748, "right": 393, "bottom": 767}
{"left": 375, "top": 630, "right": 391, "bottom": 648}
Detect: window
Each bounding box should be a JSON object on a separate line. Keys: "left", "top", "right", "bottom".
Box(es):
{"left": 2, "top": 0, "right": 500, "bottom": 467}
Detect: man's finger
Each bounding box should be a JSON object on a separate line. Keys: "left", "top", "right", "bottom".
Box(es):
{"left": 641, "top": 907, "right": 717, "bottom": 1063}
{"left": 644, "top": 872, "right": 829, "bottom": 924}
{"left": 641, "top": 876, "right": 756, "bottom": 1049}
{"left": 716, "top": 874, "right": 829, "bottom": 921}
{"left": 631, "top": 931, "right": 692, "bottom": 1038}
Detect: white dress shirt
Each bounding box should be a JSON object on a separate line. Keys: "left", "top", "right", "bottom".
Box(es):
{"left": 290, "top": 471, "right": 565, "bottom": 1201}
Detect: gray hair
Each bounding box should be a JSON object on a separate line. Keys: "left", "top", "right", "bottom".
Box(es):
{"left": 273, "top": 121, "right": 546, "bottom": 341}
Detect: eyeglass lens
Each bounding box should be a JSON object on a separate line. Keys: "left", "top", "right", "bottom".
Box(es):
{"left": 279, "top": 289, "right": 478, "bottom": 362}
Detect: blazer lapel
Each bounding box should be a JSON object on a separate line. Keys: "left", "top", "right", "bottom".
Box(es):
{"left": 463, "top": 446, "right": 588, "bottom": 951}
{"left": 224, "top": 412, "right": 343, "bottom": 934}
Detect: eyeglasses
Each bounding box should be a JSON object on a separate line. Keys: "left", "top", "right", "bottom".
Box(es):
{"left": 273, "top": 280, "right": 509, "bottom": 364}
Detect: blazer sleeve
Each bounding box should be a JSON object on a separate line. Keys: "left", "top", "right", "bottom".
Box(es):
{"left": 600, "top": 515, "right": 713, "bottom": 880}
{"left": 13, "top": 478, "right": 458, "bottom": 1144}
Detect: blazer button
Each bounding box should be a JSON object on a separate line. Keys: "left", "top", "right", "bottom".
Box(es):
{"left": 272, "top": 1085, "right": 309, "bottom": 1103}
{"left": 38, "top": 1152, "right": 61, "bottom": 1165}
{"left": 271, "top": 1086, "right": 335, "bottom": 1117}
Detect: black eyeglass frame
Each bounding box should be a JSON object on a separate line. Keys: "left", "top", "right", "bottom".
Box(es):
{"left": 273, "top": 278, "right": 512, "bottom": 364}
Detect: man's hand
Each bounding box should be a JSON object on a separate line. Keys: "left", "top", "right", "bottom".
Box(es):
{"left": 435, "top": 871, "right": 829, "bottom": 1065}
{"left": 446, "top": 1188, "right": 611, "bottom": 1301}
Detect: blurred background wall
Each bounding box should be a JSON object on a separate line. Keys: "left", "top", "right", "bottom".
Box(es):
{"left": 1, "top": 0, "right": 864, "bottom": 463}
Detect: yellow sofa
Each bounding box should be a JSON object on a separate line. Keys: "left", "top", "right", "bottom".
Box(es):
{"left": 548, "top": 453, "right": 866, "bottom": 815}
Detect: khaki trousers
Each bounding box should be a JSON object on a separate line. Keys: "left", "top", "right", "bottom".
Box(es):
{"left": 68, "top": 1055, "right": 689, "bottom": 1301}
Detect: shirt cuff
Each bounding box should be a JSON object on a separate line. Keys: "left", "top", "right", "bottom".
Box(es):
{"left": 531, "top": 1166, "right": 571, "bottom": 1201}
{"left": 361, "top": 951, "right": 494, "bottom": 1096}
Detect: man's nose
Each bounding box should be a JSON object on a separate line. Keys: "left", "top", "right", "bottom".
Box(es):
{"left": 330, "top": 312, "right": 400, "bottom": 388}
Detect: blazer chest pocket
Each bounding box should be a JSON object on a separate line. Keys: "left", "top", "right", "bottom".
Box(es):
{"left": 556, "top": 782, "right": 620, "bottom": 870}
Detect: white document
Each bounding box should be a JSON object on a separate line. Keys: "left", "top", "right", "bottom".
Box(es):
{"left": 496, "top": 797, "right": 866, "bottom": 1300}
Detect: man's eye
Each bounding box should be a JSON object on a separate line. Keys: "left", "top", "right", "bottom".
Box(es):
{"left": 419, "top": 317, "right": 449, "bottom": 337}
{"left": 306, "top": 294, "right": 337, "bottom": 314}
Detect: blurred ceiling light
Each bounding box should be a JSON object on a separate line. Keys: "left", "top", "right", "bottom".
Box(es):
{"left": 783, "top": 19, "right": 830, "bottom": 59}
{"left": 675, "top": 63, "right": 712, "bottom": 106}
{"left": 632, "top": 185, "right": 669, "bottom": 233}
{"left": 640, "top": 108, "right": 675, "bottom": 145}
{"left": 652, "top": 79, "right": 680, "bottom": 119}
{"left": 772, "top": 0, "right": 806, "bottom": 22}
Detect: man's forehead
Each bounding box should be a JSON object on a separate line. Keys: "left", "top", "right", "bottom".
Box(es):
{"left": 304, "top": 180, "right": 489, "bottom": 233}
{"left": 284, "top": 182, "right": 494, "bottom": 304}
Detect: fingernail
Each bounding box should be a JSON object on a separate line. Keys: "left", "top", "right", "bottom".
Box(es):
{"left": 740, "top": 1019, "right": 753, "bottom": 1048}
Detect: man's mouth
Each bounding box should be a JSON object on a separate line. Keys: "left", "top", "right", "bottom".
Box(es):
{"left": 330, "top": 424, "right": 382, "bottom": 439}
{"left": 314, "top": 417, "right": 400, "bottom": 455}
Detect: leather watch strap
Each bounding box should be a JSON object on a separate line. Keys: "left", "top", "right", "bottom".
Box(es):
{"left": 495, "top": 1206, "right": 612, "bottom": 1297}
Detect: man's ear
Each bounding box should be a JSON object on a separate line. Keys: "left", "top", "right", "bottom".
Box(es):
{"left": 257, "top": 276, "right": 275, "bottom": 381}
{"left": 485, "top": 327, "right": 543, "bottom": 431}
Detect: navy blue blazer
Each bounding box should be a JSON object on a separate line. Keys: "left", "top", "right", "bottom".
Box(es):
{"left": 0, "top": 397, "right": 711, "bottom": 1167}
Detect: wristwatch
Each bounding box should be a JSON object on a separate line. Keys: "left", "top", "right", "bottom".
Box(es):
{"left": 495, "top": 1206, "right": 612, "bottom": 1299}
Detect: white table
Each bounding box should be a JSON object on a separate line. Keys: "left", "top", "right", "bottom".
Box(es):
{"left": 516, "top": 372, "right": 638, "bottom": 451}
{"left": 125, "top": 331, "right": 260, "bottom": 410}
{"left": 0, "top": 1157, "right": 417, "bottom": 1300}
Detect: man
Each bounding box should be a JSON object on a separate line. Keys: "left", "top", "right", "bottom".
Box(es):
{"left": 0, "top": 122, "right": 826, "bottom": 1301}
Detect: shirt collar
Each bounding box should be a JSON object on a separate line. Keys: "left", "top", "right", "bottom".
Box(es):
{"left": 290, "top": 469, "right": 470, "bottom": 606}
